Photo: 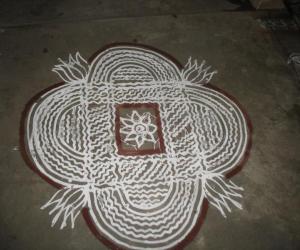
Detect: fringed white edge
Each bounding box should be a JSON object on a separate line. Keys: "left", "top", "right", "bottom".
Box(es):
{"left": 202, "top": 172, "right": 244, "bottom": 217}
{"left": 181, "top": 57, "right": 218, "bottom": 85}
{"left": 41, "top": 186, "right": 89, "bottom": 229}
{"left": 52, "top": 52, "right": 89, "bottom": 83}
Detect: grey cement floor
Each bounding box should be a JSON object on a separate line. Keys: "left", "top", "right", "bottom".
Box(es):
{"left": 0, "top": 1, "right": 300, "bottom": 250}
{"left": 0, "top": 0, "right": 253, "bottom": 27}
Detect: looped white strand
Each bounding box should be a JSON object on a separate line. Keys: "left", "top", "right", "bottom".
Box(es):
{"left": 181, "top": 57, "right": 218, "bottom": 84}
{"left": 41, "top": 185, "right": 89, "bottom": 229}
{"left": 52, "top": 52, "right": 89, "bottom": 83}
{"left": 201, "top": 172, "right": 244, "bottom": 217}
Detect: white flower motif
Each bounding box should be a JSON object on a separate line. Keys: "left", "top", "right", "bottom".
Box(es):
{"left": 120, "top": 111, "right": 157, "bottom": 148}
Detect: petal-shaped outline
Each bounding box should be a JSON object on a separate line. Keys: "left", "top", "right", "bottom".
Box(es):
{"left": 141, "top": 112, "right": 152, "bottom": 125}
{"left": 135, "top": 134, "right": 145, "bottom": 148}
{"left": 147, "top": 124, "right": 157, "bottom": 134}
{"left": 131, "top": 110, "right": 142, "bottom": 123}
{"left": 120, "top": 117, "right": 134, "bottom": 127}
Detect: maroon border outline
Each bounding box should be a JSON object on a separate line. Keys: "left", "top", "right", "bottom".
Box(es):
{"left": 115, "top": 103, "right": 165, "bottom": 156}
{"left": 19, "top": 42, "right": 252, "bottom": 250}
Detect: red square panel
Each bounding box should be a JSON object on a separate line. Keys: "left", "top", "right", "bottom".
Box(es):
{"left": 115, "top": 103, "right": 165, "bottom": 156}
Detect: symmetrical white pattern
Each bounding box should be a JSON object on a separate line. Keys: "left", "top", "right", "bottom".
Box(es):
{"left": 24, "top": 45, "right": 249, "bottom": 250}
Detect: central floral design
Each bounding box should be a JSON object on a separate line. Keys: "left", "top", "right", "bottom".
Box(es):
{"left": 120, "top": 111, "right": 157, "bottom": 148}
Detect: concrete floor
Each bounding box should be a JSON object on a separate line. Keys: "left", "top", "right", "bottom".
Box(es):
{"left": 0, "top": 1, "right": 300, "bottom": 249}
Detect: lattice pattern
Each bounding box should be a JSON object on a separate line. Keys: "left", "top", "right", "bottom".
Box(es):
{"left": 24, "top": 45, "right": 249, "bottom": 249}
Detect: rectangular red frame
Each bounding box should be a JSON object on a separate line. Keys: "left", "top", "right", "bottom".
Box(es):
{"left": 115, "top": 103, "right": 165, "bottom": 156}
